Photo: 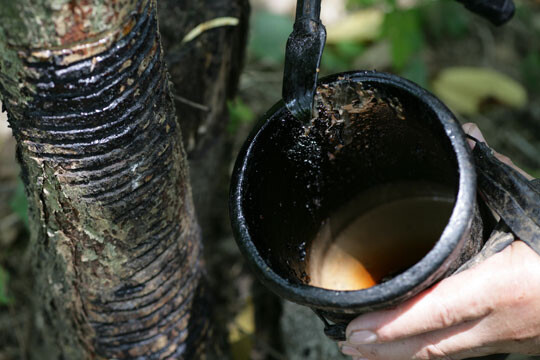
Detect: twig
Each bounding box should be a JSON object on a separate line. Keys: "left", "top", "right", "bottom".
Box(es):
{"left": 182, "top": 17, "right": 239, "bottom": 44}
{"left": 173, "top": 95, "right": 210, "bottom": 112}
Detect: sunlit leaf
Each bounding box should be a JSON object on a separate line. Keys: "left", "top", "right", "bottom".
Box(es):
{"left": 229, "top": 298, "right": 255, "bottom": 360}
{"left": 433, "top": 67, "right": 528, "bottom": 115}
{"left": 326, "top": 9, "right": 384, "bottom": 44}
{"left": 353, "top": 40, "right": 392, "bottom": 71}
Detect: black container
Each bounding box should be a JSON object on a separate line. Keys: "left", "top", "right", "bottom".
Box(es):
{"left": 230, "top": 71, "right": 484, "bottom": 341}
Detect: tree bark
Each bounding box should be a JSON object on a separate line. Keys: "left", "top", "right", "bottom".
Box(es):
{"left": 0, "top": 0, "right": 209, "bottom": 358}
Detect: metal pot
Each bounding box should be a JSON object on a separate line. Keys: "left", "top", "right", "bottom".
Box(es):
{"left": 230, "top": 71, "right": 485, "bottom": 341}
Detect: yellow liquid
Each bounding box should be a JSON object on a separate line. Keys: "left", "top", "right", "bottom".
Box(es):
{"left": 308, "top": 196, "right": 455, "bottom": 291}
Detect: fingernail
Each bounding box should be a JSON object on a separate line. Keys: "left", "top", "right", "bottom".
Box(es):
{"left": 469, "top": 126, "right": 486, "bottom": 143}
{"left": 349, "top": 330, "right": 377, "bottom": 345}
{"left": 340, "top": 345, "right": 362, "bottom": 356}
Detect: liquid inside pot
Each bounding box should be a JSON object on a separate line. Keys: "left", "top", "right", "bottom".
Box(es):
{"left": 308, "top": 185, "right": 455, "bottom": 291}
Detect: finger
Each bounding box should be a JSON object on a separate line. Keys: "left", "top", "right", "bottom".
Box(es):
{"left": 346, "top": 263, "right": 496, "bottom": 345}
{"left": 340, "top": 344, "right": 362, "bottom": 357}
{"left": 462, "top": 122, "right": 487, "bottom": 149}
{"left": 346, "top": 318, "right": 501, "bottom": 360}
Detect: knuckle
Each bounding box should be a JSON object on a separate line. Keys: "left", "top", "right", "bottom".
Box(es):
{"left": 415, "top": 343, "right": 453, "bottom": 360}
{"left": 435, "top": 301, "right": 455, "bottom": 328}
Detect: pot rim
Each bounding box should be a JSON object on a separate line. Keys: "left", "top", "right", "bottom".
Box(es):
{"left": 230, "top": 70, "right": 476, "bottom": 311}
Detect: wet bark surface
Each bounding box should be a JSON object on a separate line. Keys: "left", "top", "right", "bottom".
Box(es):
{"left": 0, "top": 0, "right": 209, "bottom": 358}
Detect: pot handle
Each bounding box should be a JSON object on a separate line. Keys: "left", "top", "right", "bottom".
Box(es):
{"left": 313, "top": 309, "right": 348, "bottom": 341}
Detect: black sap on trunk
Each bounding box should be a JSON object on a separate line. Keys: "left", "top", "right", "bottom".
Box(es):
{"left": 230, "top": 71, "right": 484, "bottom": 341}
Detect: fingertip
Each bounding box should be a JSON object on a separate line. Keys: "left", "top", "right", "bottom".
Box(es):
{"left": 462, "top": 122, "right": 474, "bottom": 133}
{"left": 462, "top": 122, "right": 486, "bottom": 149}
{"left": 346, "top": 314, "right": 371, "bottom": 339}
{"left": 349, "top": 330, "right": 378, "bottom": 345}
{"left": 346, "top": 312, "right": 389, "bottom": 346}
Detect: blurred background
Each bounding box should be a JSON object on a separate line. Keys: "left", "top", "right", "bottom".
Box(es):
{"left": 1, "top": 0, "right": 539, "bottom": 359}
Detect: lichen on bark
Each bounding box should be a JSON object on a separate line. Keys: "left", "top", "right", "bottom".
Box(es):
{"left": 0, "top": 0, "right": 209, "bottom": 358}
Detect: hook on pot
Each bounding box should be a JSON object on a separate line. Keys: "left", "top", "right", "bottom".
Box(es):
{"left": 313, "top": 309, "right": 348, "bottom": 341}
{"left": 282, "top": 0, "right": 326, "bottom": 122}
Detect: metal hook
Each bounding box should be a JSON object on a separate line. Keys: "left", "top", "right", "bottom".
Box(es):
{"left": 282, "top": 0, "right": 326, "bottom": 122}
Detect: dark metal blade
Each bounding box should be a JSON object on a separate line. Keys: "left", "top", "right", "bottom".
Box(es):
{"left": 283, "top": 0, "right": 326, "bottom": 122}
{"left": 456, "top": 0, "right": 515, "bottom": 26}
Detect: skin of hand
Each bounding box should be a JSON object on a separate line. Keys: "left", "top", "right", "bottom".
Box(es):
{"left": 339, "top": 123, "right": 540, "bottom": 360}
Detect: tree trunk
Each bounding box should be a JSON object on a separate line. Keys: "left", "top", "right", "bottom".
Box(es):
{"left": 0, "top": 0, "right": 210, "bottom": 358}
{"left": 158, "top": 0, "right": 250, "bottom": 239}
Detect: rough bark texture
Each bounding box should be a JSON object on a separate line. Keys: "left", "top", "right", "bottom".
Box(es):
{"left": 158, "top": 0, "right": 250, "bottom": 239}
{"left": 0, "top": 0, "right": 208, "bottom": 358}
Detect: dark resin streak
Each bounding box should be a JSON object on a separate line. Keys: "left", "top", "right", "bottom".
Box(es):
{"left": 0, "top": 0, "right": 208, "bottom": 358}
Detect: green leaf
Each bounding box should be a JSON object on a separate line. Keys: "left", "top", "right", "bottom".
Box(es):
{"left": 383, "top": 9, "right": 424, "bottom": 71}
{"left": 335, "top": 41, "right": 365, "bottom": 59}
{"left": 227, "top": 98, "right": 255, "bottom": 134}
{"left": 0, "top": 266, "right": 12, "bottom": 306}
{"left": 400, "top": 55, "right": 427, "bottom": 88}
{"left": 347, "top": 0, "right": 377, "bottom": 8}
{"left": 326, "top": 9, "right": 384, "bottom": 44}
{"left": 420, "top": 0, "right": 471, "bottom": 40}
{"left": 321, "top": 48, "right": 351, "bottom": 73}
{"left": 321, "top": 41, "right": 365, "bottom": 73}
{"left": 10, "top": 179, "right": 28, "bottom": 229}
{"left": 248, "top": 11, "right": 293, "bottom": 65}
{"left": 347, "top": 0, "right": 396, "bottom": 10}
{"left": 432, "top": 67, "right": 528, "bottom": 115}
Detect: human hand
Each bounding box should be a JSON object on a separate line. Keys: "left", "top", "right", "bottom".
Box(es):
{"left": 339, "top": 123, "right": 540, "bottom": 360}
{"left": 340, "top": 240, "right": 540, "bottom": 359}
